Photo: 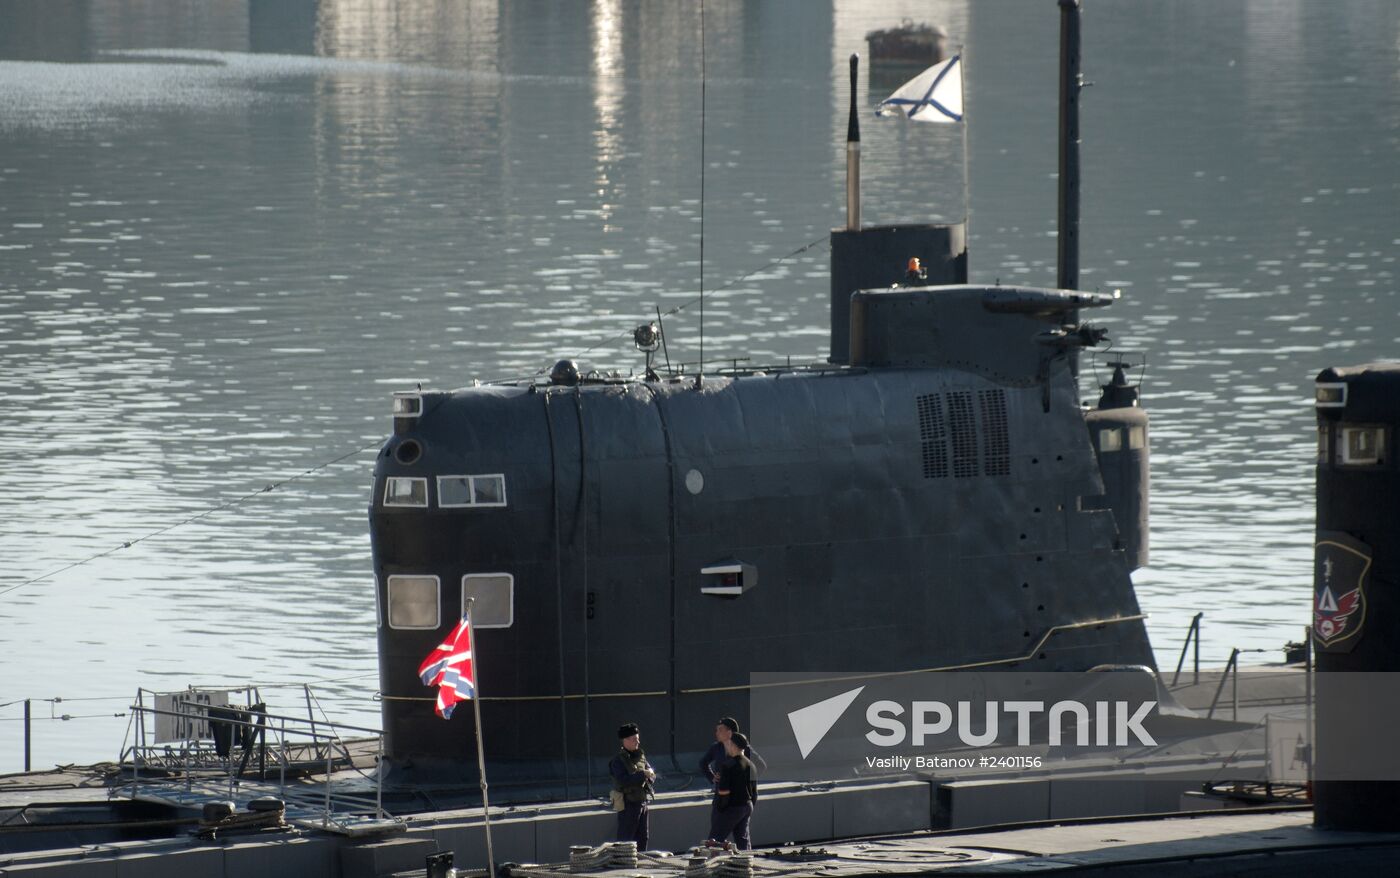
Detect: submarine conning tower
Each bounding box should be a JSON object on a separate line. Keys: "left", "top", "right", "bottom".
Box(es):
{"left": 1312, "top": 362, "right": 1400, "bottom": 831}
{"left": 828, "top": 223, "right": 967, "bottom": 364}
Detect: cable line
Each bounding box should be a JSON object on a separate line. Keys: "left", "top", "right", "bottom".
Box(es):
{"left": 5, "top": 235, "right": 831, "bottom": 600}
{"left": 0, "top": 439, "right": 381, "bottom": 601}
{"left": 484, "top": 233, "right": 830, "bottom": 386}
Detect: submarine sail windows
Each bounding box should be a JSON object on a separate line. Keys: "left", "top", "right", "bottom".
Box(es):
{"left": 1098, "top": 428, "right": 1123, "bottom": 452}
{"left": 384, "top": 477, "right": 428, "bottom": 507}
{"left": 472, "top": 475, "right": 506, "bottom": 505}
{"left": 462, "top": 574, "right": 514, "bottom": 628}
{"left": 439, "top": 476, "right": 472, "bottom": 506}
{"left": 387, "top": 575, "right": 440, "bottom": 629}
{"left": 438, "top": 474, "right": 508, "bottom": 508}
{"left": 1339, "top": 425, "right": 1386, "bottom": 466}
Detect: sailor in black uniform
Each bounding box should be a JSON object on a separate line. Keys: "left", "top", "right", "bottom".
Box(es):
{"left": 699, "top": 716, "right": 766, "bottom": 784}
{"left": 708, "top": 732, "right": 757, "bottom": 850}
{"left": 609, "top": 723, "right": 655, "bottom": 849}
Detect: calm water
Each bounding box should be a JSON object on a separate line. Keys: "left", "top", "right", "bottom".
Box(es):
{"left": 1, "top": 0, "right": 1396, "bottom": 772}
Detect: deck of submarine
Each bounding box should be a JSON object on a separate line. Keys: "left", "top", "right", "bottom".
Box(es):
{"left": 505, "top": 809, "right": 1400, "bottom": 877}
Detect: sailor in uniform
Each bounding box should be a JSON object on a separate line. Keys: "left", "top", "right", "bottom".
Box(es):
{"left": 708, "top": 732, "right": 757, "bottom": 850}
{"left": 608, "top": 723, "right": 655, "bottom": 849}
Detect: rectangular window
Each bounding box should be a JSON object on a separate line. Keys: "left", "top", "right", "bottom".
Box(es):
{"left": 1318, "top": 427, "right": 1330, "bottom": 464}
{"left": 392, "top": 393, "right": 422, "bottom": 417}
{"left": 472, "top": 475, "right": 506, "bottom": 506}
{"left": 1340, "top": 426, "right": 1386, "bottom": 466}
{"left": 438, "top": 476, "right": 473, "bottom": 506}
{"left": 1127, "top": 425, "right": 1146, "bottom": 450}
{"left": 437, "top": 474, "right": 508, "bottom": 508}
{"left": 462, "top": 574, "right": 514, "bottom": 628}
{"left": 1099, "top": 428, "right": 1122, "bottom": 453}
{"left": 1315, "top": 383, "right": 1347, "bottom": 409}
{"left": 387, "top": 575, "right": 440, "bottom": 629}
{"left": 384, "top": 477, "right": 428, "bottom": 507}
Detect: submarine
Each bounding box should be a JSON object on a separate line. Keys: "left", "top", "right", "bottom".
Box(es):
{"left": 368, "top": 1, "right": 1154, "bottom": 797}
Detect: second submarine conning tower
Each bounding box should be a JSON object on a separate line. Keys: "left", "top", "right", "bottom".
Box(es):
{"left": 1312, "top": 362, "right": 1400, "bottom": 832}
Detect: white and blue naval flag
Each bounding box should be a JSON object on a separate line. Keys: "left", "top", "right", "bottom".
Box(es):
{"left": 875, "top": 55, "right": 963, "bottom": 123}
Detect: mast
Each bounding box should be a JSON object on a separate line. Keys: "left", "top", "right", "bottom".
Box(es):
{"left": 1056, "top": 0, "right": 1082, "bottom": 291}
{"left": 846, "top": 53, "right": 861, "bottom": 231}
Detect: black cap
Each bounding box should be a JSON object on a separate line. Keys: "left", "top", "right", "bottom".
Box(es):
{"left": 717, "top": 717, "right": 739, "bottom": 733}
{"left": 618, "top": 723, "right": 639, "bottom": 739}
{"left": 730, "top": 732, "right": 749, "bottom": 750}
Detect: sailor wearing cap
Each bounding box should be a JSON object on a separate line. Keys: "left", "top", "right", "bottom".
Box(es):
{"left": 708, "top": 732, "right": 757, "bottom": 850}
{"left": 609, "top": 722, "right": 655, "bottom": 848}
{"left": 699, "top": 717, "right": 766, "bottom": 784}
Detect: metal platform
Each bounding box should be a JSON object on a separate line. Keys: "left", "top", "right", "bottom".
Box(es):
{"left": 125, "top": 775, "right": 404, "bottom": 837}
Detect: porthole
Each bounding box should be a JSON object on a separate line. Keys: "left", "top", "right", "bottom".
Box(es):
{"left": 395, "top": 439, "right": 423, "bottom": 465}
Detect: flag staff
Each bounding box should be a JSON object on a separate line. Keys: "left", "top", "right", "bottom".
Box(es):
{"left": 465, "top": 597, "right": 496, "bottom": 877}
{"left": 958, "top": 45, "right": 971, "bottom": 250}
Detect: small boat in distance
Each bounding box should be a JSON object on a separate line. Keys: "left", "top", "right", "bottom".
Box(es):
{"left": 865, "top": 19, "right": 949, "bottom": 66}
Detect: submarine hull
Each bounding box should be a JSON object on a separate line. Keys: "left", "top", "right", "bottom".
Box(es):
{"left": 370, "top": 302, "right": 1153, "bottom": 794}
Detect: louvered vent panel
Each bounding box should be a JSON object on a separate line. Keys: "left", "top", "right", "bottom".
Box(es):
{"left": 978, "top": 389, "right": 1010, "bottom": 476}
{"left": 948, "top": 391, "right": 979, "bottom": 478}
{"left": 916, "top": 393, "right": 947, "bottom": 479}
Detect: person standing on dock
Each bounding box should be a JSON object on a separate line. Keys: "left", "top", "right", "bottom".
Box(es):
{"left": 708, "top": 733, "right": 757, "bottom": 850}
{"left": 609, "top": 723, "right": 655, "bottom": 849}
{"left": 699, "top": 717, "right": 766, "bottom": 784}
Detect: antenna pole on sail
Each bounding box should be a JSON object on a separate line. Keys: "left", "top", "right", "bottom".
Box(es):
{"left": 1057, "top": 0, "right": 1082, "bottom": 292}
{"left": 959, "top": 47, "right": 971, "bottom": 244}
{"left": 696, "top": 0, "right": 707, "bottom": 387}
{"left": 846, "top": 53, "right": 860, "bottom": 230}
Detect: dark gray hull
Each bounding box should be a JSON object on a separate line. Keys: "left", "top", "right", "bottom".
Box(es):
{"left": 370, "top": 309, "right": 1153, "bottom": 794}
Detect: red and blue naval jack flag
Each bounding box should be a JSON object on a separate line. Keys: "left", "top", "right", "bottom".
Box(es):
{"left": 417, "top": 612, "right": 475, "bottom": 719}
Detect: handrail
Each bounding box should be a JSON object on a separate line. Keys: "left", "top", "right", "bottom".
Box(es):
{"left": 1206, "top": 648, "right": 1239, "bottom": 720}
{"left": 1205, "top": 646, "right": 1271, "bottom": 720}
{"left": 1171, "top": 612, "right": 1203, "bottom": 686}
{"left": 681, "top": 614, "right": 1151, "bottom": 694}
{"left": 373, "top": 614, "right": 1151, "bottom": 702}
{"left": 168, "top": 699, "right": 384, "bottom": 737}
{"left": 122, "top": 691, "right": 389, "bottom": 829}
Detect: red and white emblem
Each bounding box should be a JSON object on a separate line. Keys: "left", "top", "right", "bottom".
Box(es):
{"left": 1313, "top": 534, "right": 1371, "bottom": 651}
{"left": 1314, "top": 584, "right": 1362, "bottom": 644}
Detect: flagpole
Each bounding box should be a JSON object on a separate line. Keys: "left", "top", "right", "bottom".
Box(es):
{"left": 958, "top": 47, "right": 971, "bottom": 256}
{"left": 465, "top": 598, "right": 496, "bottom": 877}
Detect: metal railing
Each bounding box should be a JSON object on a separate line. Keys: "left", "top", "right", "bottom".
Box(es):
{"left": 1171, "top": 612, "right": 1203, "bottom": 686}
{"left": 121, "top": 692, "right": 393, "bottom": 833}
{"left": 1205, "top": 646, "right": 1272, "bottom": 721}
